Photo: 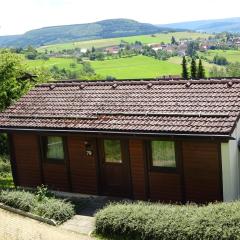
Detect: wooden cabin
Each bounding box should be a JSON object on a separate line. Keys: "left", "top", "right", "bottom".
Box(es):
{"left": 1, "top": 79, "right": 240, "bottom": 203}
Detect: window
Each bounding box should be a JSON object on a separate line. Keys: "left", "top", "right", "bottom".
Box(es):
{"left": 104, "top": 140, "right": 122, "bottom": 163}
{"left": 151, "top": 141, "right": 176, "bottom": 168}
{"left": 43, "top": 136, "right": 65, "bottom": 162}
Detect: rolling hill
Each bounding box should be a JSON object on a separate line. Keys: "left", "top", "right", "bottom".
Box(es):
{"left": 159, "top": 17, "right": 240, "bottom": 33}
{"left": 0, "top": 19, "right": 171, "bottom": 48}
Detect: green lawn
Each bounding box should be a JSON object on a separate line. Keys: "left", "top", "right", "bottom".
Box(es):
{"left": 38, "top": 31, "right": 212, "bottom": 52}
{"left": 168, "top": 56, "right": 225, "bottom": 76}
{"left": 199, "top": 50, "right": 240, "bottom": 63}
{"left": 25, "top": 57, "right": 83, "bottom": 71}
{"left": 90, "top": 55, "right": 181, "bottom": 79}
{"left": 25, "top": 54, "right": 223, "bottom": 80}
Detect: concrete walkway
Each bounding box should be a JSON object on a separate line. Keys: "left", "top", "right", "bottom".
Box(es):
{"left": 0, "top": 208, "right": 92, "bottom": 240}
{"left": 60, "top": 195, "right": 124, "bottom": 235}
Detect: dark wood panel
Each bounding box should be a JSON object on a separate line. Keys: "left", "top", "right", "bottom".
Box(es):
{"left": 68, "top": 136, "right": 97, "bottom": 194}
{"left": 12, "top": 133, "right": 42, "bottom": 187}
{"left": 149, "top": 172, "right": 182, "bottom": 202}
{"left": 42, "top": 163, "right": 69, "bottom": 191}
{"left": 129, "top": 140, "right": 147, "bottom": 200}
{"left": 182, "top": 142, "right": 222, "bottom": 203}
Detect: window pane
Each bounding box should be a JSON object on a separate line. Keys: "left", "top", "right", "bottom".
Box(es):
{"left": 151, "top": 141, "right": 176, "bottom": 168}
{"left": 104, "top": 140, "right": 122, "bottom": 163}
{"left": 47, "top": 136, "right": 64, "bottom": 160}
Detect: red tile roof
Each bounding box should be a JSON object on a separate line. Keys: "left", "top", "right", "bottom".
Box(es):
{"left": 1, "top": 79, "right": 240, "bottom": 137}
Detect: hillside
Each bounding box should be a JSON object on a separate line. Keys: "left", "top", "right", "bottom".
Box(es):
{"left": 38, "top": 31, "right": 211, "bottom": 52}
{"left": 0, "top": 19, "right": 170, "bottom": 48}
{"left": 159, "top": 17, "right": 240, "bottom": 33}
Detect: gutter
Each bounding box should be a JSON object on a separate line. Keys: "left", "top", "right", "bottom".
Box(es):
{"left": 0, "top": 127, "right": 234, "bottom": 140}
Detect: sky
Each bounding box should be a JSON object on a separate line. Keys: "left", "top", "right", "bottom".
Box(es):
{"left": 0, "top": 0, "right": 240, "bottom": 36}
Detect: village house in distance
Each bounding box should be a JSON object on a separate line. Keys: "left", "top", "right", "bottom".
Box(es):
{"left": 0, "top": 78, "right": 240, "bottom": 203}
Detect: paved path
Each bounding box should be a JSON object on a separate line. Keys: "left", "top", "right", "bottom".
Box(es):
{"left": 60, "top": 195, "right": 125, "bottom": 235}
{"left": 0, "top": 208, "right": 92, "bottom": 240}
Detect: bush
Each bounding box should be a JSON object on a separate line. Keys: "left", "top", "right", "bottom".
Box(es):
{"left": 0, "top": 188, "right": 75, "bottom": 223}
{"left": 95, "top": 201, "right": 240, "bottom": 240}
{"left": 0, "top": 190, "right": 36, "bottom": 211}
{"left": 0, "top": 134, "right": 9, "bottom": 155}
{"left": 0, "top": 155, "right": 11, "bottom": 176}
{"left": 33, "top": 198, "right": 75, "bottom": 223}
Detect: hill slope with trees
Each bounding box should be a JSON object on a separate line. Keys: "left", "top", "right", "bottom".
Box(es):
{"left": 0, "top": 19, "right": 171, "bottom": 48}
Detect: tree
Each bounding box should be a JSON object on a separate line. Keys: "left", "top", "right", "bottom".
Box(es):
{"left": 190, "top": 58, "right": 197, "bottom": 79}
{"left": 186, "top": 41, "right": 199, "bottom": 57}
{"left": 25, "top": 45, "right": 38, "bottom": 60}
{"left": 197, "top": 59, "right": 205, "bottom": 79}
{"left": 213, "top": 55, "right": 228, "bottom": 66}
{"left": 181, "top": 56, "right": 188, "bottom": 80}
{"left": 171, "top": 36, "right": 177, "bottom": 45}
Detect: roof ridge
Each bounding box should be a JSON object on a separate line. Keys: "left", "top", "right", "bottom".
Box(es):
{"left": 37, "top": 78, "right": 240, "bottom": 87}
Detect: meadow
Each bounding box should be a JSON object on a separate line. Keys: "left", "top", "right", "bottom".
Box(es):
{"left": 38, "top": 31, "right": 212, "bottom": 52}
{"left": 199, "top": 49, "right": 240, "bottom": 63}
{"left": 26, "top": 54, "right": 222, "bottom": 79}
{"left": 90, "top": 55, "right": 181, "bottom": 79}
{"left": 25, "top": 57, "right": 82, "bottom": 71}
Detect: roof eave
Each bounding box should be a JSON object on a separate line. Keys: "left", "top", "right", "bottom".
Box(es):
{"left": 0, "top": 127, "right": 234, "bottom": 140}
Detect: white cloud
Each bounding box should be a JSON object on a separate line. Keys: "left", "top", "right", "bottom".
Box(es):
{"left": 0, "top": 0, "right": 240, "bottom": 35}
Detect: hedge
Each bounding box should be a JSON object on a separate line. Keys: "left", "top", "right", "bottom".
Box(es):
{"left": 0, "top": 188, "right": 75, "bottom": 224}
{"left": 95, "top": 201, "right": 240, "bottom": 240}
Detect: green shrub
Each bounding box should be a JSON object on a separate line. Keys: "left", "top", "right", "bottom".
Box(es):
{"left": 0, "top": 188, "right": 75, "bottom": 223}
{"left": 95, "top": 201, "right": 240, "bottom": 240}
{"left": 33, "top": 198, "right": 75, "bottom": 223}
{"left": 0, "top": 155, "right": 11, "bottom": 176}
{"left": 0, "top": 190, "right": 36, "bottom": 211}
{"left": 35, "top": 184, "right": 53, "bottom": 201}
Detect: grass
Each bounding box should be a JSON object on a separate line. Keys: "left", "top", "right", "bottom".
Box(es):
{"left": 25, "top": 54, "right": 226, "bottom": 80}
{"left": 168, "top": 56, "right": 225, "bottom": 76}
{"left": 90, "top": 55, "right": 181, "bottom": 79}
{"left": 25, "top": 57, "right": 83, "bottom": 71}
{"left": 38, "top": 31, "right": 212, "bottom": 52}
{"left": 199, "top": 49, "right": 240, "bottom": 63}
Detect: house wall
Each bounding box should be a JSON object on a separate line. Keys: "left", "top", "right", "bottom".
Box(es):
{"left": 129, "top": 140, "right": 147, "bottom": 200}
{"left": 10, "top": 132, "right": 223, "bottom": 203}
{"left": 221, "top": 120, "right": 240, "bottom": 201}
{"left": 11, "top": 133, "right": 42, "bottom": 187}
{"left": 182, "top": 141, "right": 222, "bottom": 203}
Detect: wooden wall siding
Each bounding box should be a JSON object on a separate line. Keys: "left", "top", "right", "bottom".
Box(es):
{"left": 12, "top": 133, "right": 42, "bottom": 187}
{"left": 148, "top": 172, "right": 182, "bottom": 202}
{"left": 67, "top": 136, "right": 97, "bottom": 194}
{"left": 182, "top": 142, "right": 222, "bottom": 203}
{"left": 129, "top": 140, "right": 147, "bottom": 200}
{"left": 42, "top": 163, "right": 69, "bottom": 191}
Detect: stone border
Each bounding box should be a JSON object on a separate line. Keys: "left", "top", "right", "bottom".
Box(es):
{"left": 0, "top": 202, "right": 57, "bottom": 226}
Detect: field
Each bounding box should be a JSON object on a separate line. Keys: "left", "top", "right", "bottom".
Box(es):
{"left": 26, "top": 54, "right": 222, "bottom": 79}
{"left": 199, "top": 50, "right": 240, "bottom": 63}
{"left": 168, "top": 56, "right": 224, "bottom": 73}
{"left": 90, "top": 55, "right": 181, "bottom": 79}
{"left": 25, "top": 57, "right": 82, "bottom": 71}
{"left": 38, "top": 31, "right": 212, "bottom": 52}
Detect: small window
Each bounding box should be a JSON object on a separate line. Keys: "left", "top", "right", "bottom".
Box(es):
{"left": 151, "top": 141, "right": 176, "bottom": 168}
{"left": 43, "top": 136, "right": 65, "bottom": 162}
{"left": 104, "top": 140, "right": 122, "bottom": 163}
